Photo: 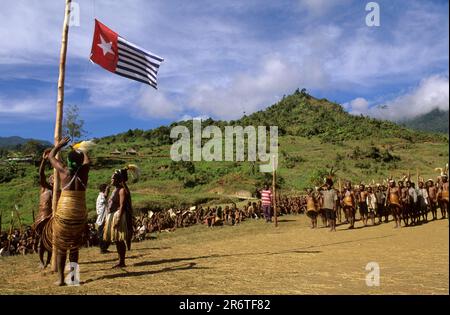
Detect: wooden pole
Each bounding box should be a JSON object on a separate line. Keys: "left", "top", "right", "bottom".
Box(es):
{"left": 51, "top": 0, "right": 72, "bottom": 271}
{"left": 272, "top": 154, "right": 278, "bottom": 227}
{"left": 8, "top": 211, "right": 13, "bottom": 255}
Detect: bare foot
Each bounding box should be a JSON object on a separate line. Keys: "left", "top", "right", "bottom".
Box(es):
{"left": 54, "top": 281, "right": 66, "bottom": 287}
{"left": 112, "top": 263, "right": 126, "bottom": 269}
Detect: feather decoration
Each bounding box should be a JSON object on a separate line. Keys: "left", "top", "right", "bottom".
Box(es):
{"left": 126, "top": 164, "right": 141, "bottom": 181}
{"left": 72, "top": 140, "right": 96, "bottom": 153}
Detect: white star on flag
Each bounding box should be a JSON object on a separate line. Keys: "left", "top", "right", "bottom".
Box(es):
{"left": 97, "top": 35, "right": 114, "bottom": 56}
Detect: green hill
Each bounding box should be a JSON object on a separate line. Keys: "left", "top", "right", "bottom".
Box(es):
{"left": 401, "top": 109, "right": 449, "bottom": 134}
{"left": 0, "top": 136, "right": 51, "bottom": 149}
{"left": 1, "top": 90, "right": 448, "bottom": 229}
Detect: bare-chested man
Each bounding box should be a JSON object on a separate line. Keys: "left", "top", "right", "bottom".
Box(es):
{"left": 399, "top": 181, "right": 410, "bottom": 226}
{"left": 386, "top": 180, "right": 402, "bottom": 228}
{"left": 438, "top": 174, "right": 448, "bottom": 219}
{"left": 305, "top": 188, "right": 318, "bottom": 229}
{"left": 342, "top": 182, "right": 356, "bottom": 229}
{"left": 357, "top": 184, "right": 369, "bottom": 226}
{"left": 426, "top": 179, "right": 438, "bottom": 220}
{"left": 33, "top": 149, "right": 53, "bottom": 268}
{"left": 47, "top": 137, "right": 90, "bottom": 286}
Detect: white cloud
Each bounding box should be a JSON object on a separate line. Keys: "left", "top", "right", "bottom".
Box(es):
{"left": 187, "top": 57, "right": 303, "bottom": 119}
{"left": 83, "top": 73, "right": 138, "bottom": 108}
{"left": 137, "top": 88, "right": 182, "bottom": 119}
{"left": 178, "top": 114, "right": 210, "bottom": 122}
{"left": 0, "top": 93, "right": 55, "bottom": 119}
{"left": 346, "top": 75, "right": 449, "bottom": 120}
{"left": 297, "top": 0, "right": 350, "bottom": 16}
{"left": 344, "top": 97, "right": 369, "bottom": 115}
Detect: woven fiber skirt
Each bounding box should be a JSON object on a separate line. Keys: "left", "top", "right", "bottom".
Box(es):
{"left": 103, "top": 211, "right": 128, "bottom": 243}
{"left": 53, "top": 190, "right": 87, "bottom": 251}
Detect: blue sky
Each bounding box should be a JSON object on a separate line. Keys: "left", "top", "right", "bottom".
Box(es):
{"left": 0, "top": 0, "right": 448, "bottom": 141}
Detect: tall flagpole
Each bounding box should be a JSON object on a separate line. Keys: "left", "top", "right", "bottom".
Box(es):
{"left": 272, "top": 154, "right": 278, "bottom": 227}
{"left": 51, "top": 0, "right": 72, "bottom": 271}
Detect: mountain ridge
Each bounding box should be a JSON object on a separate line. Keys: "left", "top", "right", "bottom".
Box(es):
{"left": 0, "top": 136, "right": 52, "bottom": 149}
{"left": 400, "top": 109, "right": 449, "bottom": 134}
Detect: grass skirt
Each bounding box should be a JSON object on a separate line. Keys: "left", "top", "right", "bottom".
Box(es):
{"left": 42, "top": 190, "right": 87, "bottom": 252}
{"left": 104, "top": 211, "right": 128, "bottom": 243}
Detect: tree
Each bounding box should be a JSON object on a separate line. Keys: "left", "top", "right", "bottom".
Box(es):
{"left": 63, "top": 105, "right": 86, "bottom": 142}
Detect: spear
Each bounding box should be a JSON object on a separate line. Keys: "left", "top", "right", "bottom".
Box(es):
{"left": 7, "top": 211, "right": 13, "bottom": 255}
{"left": 14, "top": 205, "right": 23, "bottom": 235}
{"left": 272, "top": 154, "right": 278, "bottom": 227}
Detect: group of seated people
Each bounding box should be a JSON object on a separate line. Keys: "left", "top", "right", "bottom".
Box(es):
{"left": 1, "top": 198, "right": 296, "bottom": 257}
{"left": 0, "top": 227, "right": 35, "bottom": 257}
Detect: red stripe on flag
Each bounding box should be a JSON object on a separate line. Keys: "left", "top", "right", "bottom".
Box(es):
{"left": 90, "top": 19, "right": 119, "bottom": 73}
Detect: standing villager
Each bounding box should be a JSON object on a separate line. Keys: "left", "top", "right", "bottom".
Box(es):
{"left": 335, "top": 188, "right": 343, "bottom": 224}
{"left": 426, "top": 179, "right": 438, "bottom": 220}
{"left": 44, "top": 137, "right": 90, "bottom": 286}
{"left": 399, "top": 180, "right": 410, "bottom": 226}
{"left": 375, "top": 184, "right": 387, "bottom": 224}
{"left": 417, "top": 180, "right": 430, "bottom": 223}
{"left": 246, "top": 202, "right": 255, "bottom": 219}
{"left": 407, "top": 181, "right": 418, "bottom": 225}
{"left": 342, "top": 182, "right": 356, "bottom": 229}
{"left": 366, "top": 186, "right": 377, "bottom": 226}
{"left": 96, "top": 183, "right": 110, "bottom": 254}
{"left": 438, "top": 173, "right": 448, "bottom": 219}
{"left": 103, "top": 166, "right": 137, "bottom": 268}
{"left": 357, "top": 184, "right": 369, "bottom": 227}
{"left": 260, "top": 185, "right": 273, "bottom": 223}
{"left": 305, "top": 188, "right": 318, "bottom": 229}
{"left": 33, "top": 149, "right": 54, "bottom": 268}
{"left": 320, "top": 178, "right": 338, "bottom": 232}
{"left": 317, "top": 187, "right": 328, "bottom": 228}
{"left": 386, "top": 179, "right": 402, "bottom": 228}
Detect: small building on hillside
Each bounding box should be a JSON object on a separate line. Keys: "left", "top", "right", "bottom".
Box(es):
{"left": 110, "top": 149, "right": 122, "bottom": 156}
{"left": 6, "top": 156, "right": 34, "bottom": 163}
{"left": 125, "top": 148, "right": 137, "bottom": 156}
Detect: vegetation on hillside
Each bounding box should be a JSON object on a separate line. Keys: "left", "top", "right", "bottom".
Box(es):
{"left": 1, "top": 89, "right": 448, "bottom": 229}
{"left": 401, "top": 109, "right": 449, "bottom": 134}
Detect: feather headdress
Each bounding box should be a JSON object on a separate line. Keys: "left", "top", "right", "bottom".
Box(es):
{"left": 72, "top": 140, "right": 96, "bottom": 153}
{"left": 126, "top": 164, "right": 141, "bottom": 181}
{"left": 435, "top": 167, "right": 444, "bottom": 176}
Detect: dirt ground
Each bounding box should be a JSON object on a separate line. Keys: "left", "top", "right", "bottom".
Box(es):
{"left": 0, "top": 214, "right": 448, "bottom": 295}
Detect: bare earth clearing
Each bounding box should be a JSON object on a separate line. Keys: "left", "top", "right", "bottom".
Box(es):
{"left": 0, "top": 215, "right": 448, "bottom": 295}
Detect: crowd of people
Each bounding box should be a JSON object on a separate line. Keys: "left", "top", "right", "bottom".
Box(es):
{"left": 301, "top": 173, "right": 449, "bottom": 231}
{"left": 0, "top": 227, "right": 35, "bottom": 257}
{"left": 2, "top": 172, "right": 448, "bottom": 257}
